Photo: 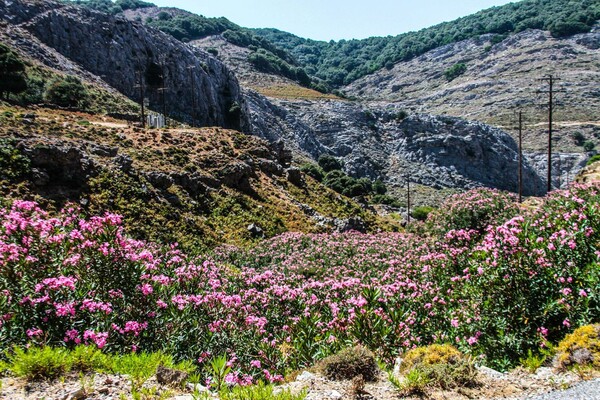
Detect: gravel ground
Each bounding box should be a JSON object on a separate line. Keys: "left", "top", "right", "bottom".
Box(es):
{"left": 522, "top": 379, "right": 600, "bottom": 400}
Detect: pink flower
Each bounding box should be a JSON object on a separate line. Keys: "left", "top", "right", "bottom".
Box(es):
{"left": 451, "top": 319, "right": 459, "bottom": 328}
{"left": 26, "top": 328, "right": 43, "bottom": 338}
{"left": 250, "top": 360, "right": 261, "bottom": 368}
{"left": 579, "top": 289, "right": 588, "bottom": 297}
{"left": 563, "top": 319, "right": 571, "bottom": 328}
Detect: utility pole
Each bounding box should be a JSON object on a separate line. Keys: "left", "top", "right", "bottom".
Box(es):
{"left": 540, "top": 74, "right": 560, "bottom": 193}
{"left": 158, "top": 63, "right": 167, "bottom": 128}
{"left": 517, "top": 110, "right": 523, "bottom": 203}
{"left": 188, "top": 66, "right": 197, "bottom": 127}
{"left": 406, "top": 176, "right": 411, "bottom": 224}
{"left": 134, "top": 69, "right": 145, "bottom": 128}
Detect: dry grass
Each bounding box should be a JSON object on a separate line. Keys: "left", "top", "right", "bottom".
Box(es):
{"left": 253, "top": 84, "right": 341, "bottom": 100}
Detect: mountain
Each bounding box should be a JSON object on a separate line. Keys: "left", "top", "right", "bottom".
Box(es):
{"left": 253, "top": 0, "right": 600, "bottom": 86}
{"left": 0, "top": 0, "right": 249, "bottom": 131}
{"left": 1, "top": 0, "right": 598, "bottom": 238}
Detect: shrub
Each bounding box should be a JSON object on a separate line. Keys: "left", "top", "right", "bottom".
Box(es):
{"left": 586, "top": 154, "right": 600, "bottom": 166}
{"left": 572, "top": 131, "right": 585, "bottom": 145}
{"left": 318, "top": 154, "right": 342, "bottom": 172}
{"left": 69, "top": 345, "right": 111, "bottom": 372}
{"left": 583, "top": 140, "right": 596, "bottom": 152}
{"left": 398, "top": 344, "right": 478, "bottom": 390}
{"left": 6, "top": 346, "right": 70, "bottom": 380}
{"left": 444, "top": 63, "right": 467, "bottom": 82}
{"left": 300, "top": 163, "right": 324, "bottom": 182}
{"left": 550, "top": 20, "right": 591, "bottom": 37}
{"left": 412, "top": 206, "right": 434, "bottom": 221}
{"left": 425, "top": 188, "right": 519, "bottom": 238}
{"left": 373, "top": 179, "right": 387, "bottom": 195}
{"left": 372, "top": 194, "right": 402, "bottom": 207}
{"left": 0, "top": 43, "right": 28, "bottom": 99}
{"left": 555, "top": 324, "right": 600, "bottom": 371}
{"left": 45, "top": 76, "right": 88, "bottom": 108}
{"left": 220, "top": 381, "right": 306, "bottom": 400}
{"left": 394, "top": 110, "right": 408, "bottom": 121}
{"left": 318, "top": 345, "right": 378, "bottom": 382}
{"left": 0, "top": 139, "right": 31, "bottom": 181}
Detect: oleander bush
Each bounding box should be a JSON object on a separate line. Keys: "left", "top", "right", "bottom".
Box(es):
{"left": 1, "top": 183, "right": 599, "bottom": 385}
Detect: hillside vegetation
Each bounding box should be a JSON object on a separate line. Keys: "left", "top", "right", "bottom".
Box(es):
{"left": 71, "top": 0, "right": 600, "bottom": 91}
{"left": 255, "top": 0, "right": 600, "bottom": 86}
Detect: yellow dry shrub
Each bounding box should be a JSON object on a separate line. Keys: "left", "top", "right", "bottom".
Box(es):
{"left": 555, "top": 324, "right": 600, "bottom": 371}
{"left": 398, "top": 344, "right": 478, "bottom": 390}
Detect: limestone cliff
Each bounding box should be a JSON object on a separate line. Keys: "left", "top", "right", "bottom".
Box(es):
{"left": 0, "top": 0, "right": 249, "bottom": 131}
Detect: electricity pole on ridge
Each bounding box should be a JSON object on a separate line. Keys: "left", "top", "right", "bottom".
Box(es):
{"left": 406, "top": 176, "right": 411, "bottom": 224}
{"left": 517, "top": 110, "right": 523, "bottom": 203}
{"left": 134, "top": 69, "right": 145, "bottom": 129}
{"left": 540, "top": 74, "right": 560, "bottom": 194}
{"left": 188, "top": 65, "right": 197, "bottom": 127}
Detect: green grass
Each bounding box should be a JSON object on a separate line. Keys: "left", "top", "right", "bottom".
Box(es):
{"left": 5, "top": 346, "right": 71, "bottom": 380}
{"left": 220, "top": 381, "right": 307, "bottom": 400}
{"left": 2, "top": 346, "right": 193, "bottom": 384}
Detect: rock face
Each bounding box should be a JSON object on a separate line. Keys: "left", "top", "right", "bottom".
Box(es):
{"left": 344, "top": 28, "right": 600, "bottom": 153}
{"left": 248, "top": 92, "right": 548, "bottom": 195}
{"left": 0, "top": 0, "right": 249, "bottom": 131}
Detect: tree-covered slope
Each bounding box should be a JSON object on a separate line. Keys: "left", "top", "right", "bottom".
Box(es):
{"left": 70, "top": 0, "right": 599, "bottom": 90}
{"left": 254, "top": 0, "right": 600, "bottom": 86}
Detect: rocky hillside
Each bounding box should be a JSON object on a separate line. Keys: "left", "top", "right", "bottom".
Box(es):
{"left": 0, "top": 0, "right": 249, "bottom": 131}
{"left": 0, "top": 105, "right": 399, "bottom": 249}
{"left": 345, "top": 27, "right": 600, "bottom": 153}
{"left": 247, "top": 93, "right": 548, "bottom": 196}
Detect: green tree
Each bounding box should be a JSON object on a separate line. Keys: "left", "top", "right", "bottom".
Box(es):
{"left": 444, "top": 63, "right": 467, "bottom": 82}
{"left": 45, "top": 76, "right": 88, "bottom": 108}
{"left": 373, "top": 179, "right": 387, "bottom": 195}
{"left": 0, "top": 43, "right": 28, "bottom": 100}
{"left": 583, "top": 140, "right": 596, "bottom": 152}
{"left": 318, "top": 154, "right": 342, "bottom": 173}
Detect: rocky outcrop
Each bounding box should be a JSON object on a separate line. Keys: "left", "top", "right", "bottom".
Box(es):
{"left": 247, "top": 93, "right": 548, "bottom": 195}
{"left": 344, "top": 27, "right": 600, "bottom": 154}
{"left": 0, "top": 0, "right": 249, "bottom": 131}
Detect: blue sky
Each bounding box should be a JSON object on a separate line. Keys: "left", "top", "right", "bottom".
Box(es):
{"left": 152, "top": 0, "right": 519, "bottom": 41}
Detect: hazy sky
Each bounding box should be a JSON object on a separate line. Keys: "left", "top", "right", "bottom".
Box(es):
{"left": 152, "top": 0, "right": 519, "bottom": 41}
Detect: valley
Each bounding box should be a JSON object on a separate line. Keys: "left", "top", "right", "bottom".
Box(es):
{"left": 0, "top": 0, "right": 599, "bottom": 399}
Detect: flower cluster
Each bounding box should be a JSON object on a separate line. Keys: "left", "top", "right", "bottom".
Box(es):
{"left": 1, "top": 184, "right": 599, "bottom": 377}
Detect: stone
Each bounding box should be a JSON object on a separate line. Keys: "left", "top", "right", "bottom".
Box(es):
{"left": 156, "top": 365, "right": 189, "bottom": 386}
{"left": 62, "top": 388, "right": 85, "bottom": 400}
{"left": 328, "top": 390, "right": 343, "bottom": 399}
{"left": 146, "top": 172, "right": 174, "bottom": 190}
{"left": 113, "top": 154, "right": 133, "bottom": 172}
{"left": 477, "top": 365, "right": 506, "bottom": 379}
{"left": 286, "top": 167, "right": 305, "bottom": 187}
{"left": 247, "top": 223, "right": 264, "bottom": 238}
{"left": 296, "top": 371, "right": 316, "bottom": 382}
{"left": 186, "top": 383, "right": 209, "bottom": 393}
{"left": 31, "top": 168, "right": 50, "bottom": 186}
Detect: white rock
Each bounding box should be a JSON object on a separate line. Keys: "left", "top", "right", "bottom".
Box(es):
{"left": 186, "top": 383, "right": 209, "bottom": 392}
{"left": 477, "top": 365, "right": 506, "bottom": 379}
{"left": 172, "top": 396, "right": 195, "bottom": 400}
{"left": 328, "top": 390, "right": 343, "bottom": 399}
{"left": 534, "top": 366, "right": 555, "bottom": 380}
{"left": 296, "top": 371, "right": 316, "bottom": 382}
